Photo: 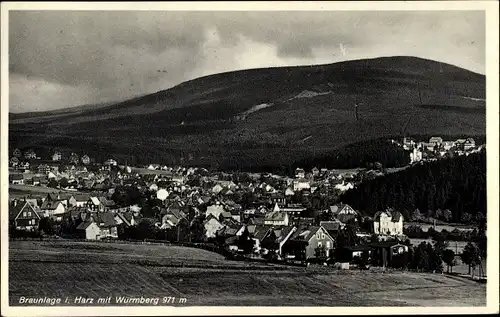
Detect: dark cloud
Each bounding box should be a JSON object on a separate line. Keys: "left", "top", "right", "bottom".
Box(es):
{"left": 9, "top": 10, "right": 485, "bottom": 112}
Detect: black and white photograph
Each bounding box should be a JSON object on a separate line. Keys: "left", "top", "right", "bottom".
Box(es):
{"left": 1, "top": 1, "right": 498, "bottom": 316}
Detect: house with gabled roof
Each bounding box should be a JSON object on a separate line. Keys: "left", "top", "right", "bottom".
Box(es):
{"left": 203, "top": 214, "right": 224, "bottom": 239}
{"left": 264, "top": 204, "right": 289, "bottom": 226}
{"left": 24, "top": 149, "right": 37, "bottom": 159}
{"left": 9, "top": 174, "right": 24, "bottom": 185}
{"left": 373, "top": 208, "right": 404, "bottom": 236}
{"left": 10, "top": 200, "right": 42, "bottom": 231}
{"left": 114, "top": 212, "right": 142, "bottom": 227}
{"left": 40, "top": 200, "right": 66, "bottom": 221}
{"left": 69, "top": 193, "right": 90, "bottom": 207}
{"left": 260, "top": 225, "right": 297, "bottom": 256}
{"left": 329, "top": 204, "right": 359, "bottom": 224}
{"left": 284, "top": 225, "right": 335, "bottom": 259}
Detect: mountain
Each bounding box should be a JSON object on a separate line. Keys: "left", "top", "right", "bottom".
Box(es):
{"left": 9, "top": 56, "right": 485, "bottom": 172}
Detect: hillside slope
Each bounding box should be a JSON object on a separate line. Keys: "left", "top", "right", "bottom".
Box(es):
{"left": 9, "top": 56, "right": 485, "bottom": 171}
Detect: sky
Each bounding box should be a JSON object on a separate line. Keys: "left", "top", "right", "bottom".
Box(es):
{"left": 9, "top": 10, "right": 485, "bottom": 113}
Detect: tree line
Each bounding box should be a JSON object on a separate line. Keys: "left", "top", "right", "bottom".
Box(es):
{"left": 341, "top": 150, "right": 486, "bottom": 223}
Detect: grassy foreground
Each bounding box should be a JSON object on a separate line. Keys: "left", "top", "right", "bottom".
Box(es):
{"left": 9, "top": 240, "right": 486, "bottom": 306}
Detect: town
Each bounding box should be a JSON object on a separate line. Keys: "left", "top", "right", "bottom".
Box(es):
{"left": 8, "top": 135, "right": 486, "bottom": 275}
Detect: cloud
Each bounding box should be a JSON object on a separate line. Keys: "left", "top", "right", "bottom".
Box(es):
{"left": 9, "top": 10, "right": 485, "bottom": 112}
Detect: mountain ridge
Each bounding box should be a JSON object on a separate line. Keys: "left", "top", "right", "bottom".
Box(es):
{"left": 9, "top": 56, "right": 485, "bottom": 172}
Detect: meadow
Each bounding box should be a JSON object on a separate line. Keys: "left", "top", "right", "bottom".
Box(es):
{"left": 9, "top": 240, "right": 486, "bottom": 306}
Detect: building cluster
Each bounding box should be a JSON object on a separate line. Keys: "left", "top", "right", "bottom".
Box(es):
{"left": 392, "top": 137, "right": 483, "bottom": 164}
{"left": 9, "top": 148, "right": 409, "bottom": 265}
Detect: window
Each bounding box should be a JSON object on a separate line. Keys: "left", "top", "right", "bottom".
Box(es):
{"left": 27, "top": 211, "right": 31, "bottom": 217}
{"left": 316, "top": 232, "right": 321, "bottom": 239}
{"left": 321, "top": 233, "right": 325, "bottom": 240}
{"left": 326, "top": 241, "right": 331, "bottom": 248}
{"left": 318, "top": 241, "right": 322, "bottom": 248}
{"left": 22, "top": 212, "right": 27, "bottom": 217}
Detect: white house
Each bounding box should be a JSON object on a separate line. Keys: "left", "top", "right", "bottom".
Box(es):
{"left": 293, "top": 179, "right": 310, "bottom": 191}
{"left": 203, "top": 215, "right": 224, "bottom": 239}
{"left": 104, "top": 159, "right": 118, "bottom": 166}
{"left": 334, "top": 181, "right": 354, "bottom": 192}
{"left": 205, "top": 203, "right": 226, "bottom": 219}
{"left": 40, "top": 200, "right": 66, "bottom": 220}
{"left": 442, "top": 141, "right": 455, "bottom": 150}
{"left": 76, "top": 221, "right": 101, "bottom": 240}
{"left": 52, "top": 152, "right": 62, "bottom": 161}
{"left": 295, "top": 168, "right": 305, "bottom": 179}
{"left": 373, "top": 209, "right": 404, "bottom": 236}
{"left": 429, "top": 137, "right": 443, "bottom": 146}
{"left": 264, "top": 204, "right": 290, "bottom": 226}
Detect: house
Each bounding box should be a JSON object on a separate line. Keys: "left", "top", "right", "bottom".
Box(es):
{"left": 10, "top": 157, "right": 20, "bottom": 168}
{"left": 10, "top": 174, "right": 24, "bottom": 185}
{"left": 410, "top": 147, "right": 423, "bottom": 164}
{"left": 281, "top": 204, "right": 306, "bottom": 218}
{"left": 40, "top": 200, "right": 66, "bottom": 221}
{"left": 114, "top": 212, "right": 142, "bottom": 227}
{"left": 285, "top": 187, "right": 295, "bottom": 196}
{"left": 13, "top": 148, "right": 22, "bottom": 157}
{"left": 334, "top": 181, "right": 354, "bottom": 192}
{"left": 52, "top": 151, "right": 62, "bottom": 161}
{"left": 24, "top": 149, "right": 37, "bottom": 159}
{"left": 329, "top": 204, "right": 359, "bottom": 224}
{"left": 319, "top": 220, "right": 343, "bottom": 238}
{"left": 402, "top": 137, "right": 416, "bottom": 150}
{"left": 86, "top": 197, "right": 104, "bottom": 212}
{"left": 203, "top": 215, "right": 224, "bottom": 239}
{"left": 260, "top": 226, "right": 297, "bottom": 256}
{"left": 237, "top": 224, "right": 273, "bottom": 252}
{"left": 76, "top": 221, "right": 101, "bottom": 240}
{"left": 205, "top": 203, "right": 226, "bottom": 219}
{"left": 311, "top": 167, "right": 320, "bottom": 177}
{"left": 9, "top": 200, "right": 42, "bottom": 231}
{"left": 271, "top": 193, "right": 286, "bottom": 207}
{"left": 369, "top": 241, "right": 409, "bottom": 267}
{"left": 442, "top": 141, "right": 455, "bottom": 151}
{"left": 429, "top": 137, "right": 443, "bottom": 146}
{"left": 104, "top": 159, "right": 118, "bottom": 166}
{"left": 373, "top": 208, "right": 404, "bottom": 236}
{"left": 46, "top": 193, "right": 72, "bottom": 206}
{"left": 264, "top": 204, "right": 289, "bottom": 226}
{"left": 159, "top": 208, "right": 186, "bottom": 229}
{"left": 293, "top": 179, "right": 310, "bottom": 191}
{"left": 38, "top": 164, "right": 51, "bottom": 174}
{"left": 464, "top": 138, "right": 476, "bottom": 150}
{"left": 81, "top": 155, "right": 91, "bottom": 165}
{"left": 284, "top": 225, "right": 335, "bottom": 259}
{"left": 69, "top": 193, "right": 90, "bottom": 207}
{"left": 294, "top": 168, "right": 305, "bottom": 179}
{"left": 15, "top": 161, "right": 30, "bottom": 172}
{"left": 90, "top": 212, "right": 118, "bottom": 238}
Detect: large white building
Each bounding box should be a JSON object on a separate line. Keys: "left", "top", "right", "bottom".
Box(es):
{"left": 373, "top": 209, "right": 404, "bottom": 236}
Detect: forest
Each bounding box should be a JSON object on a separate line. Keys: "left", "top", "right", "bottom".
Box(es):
{"left": 292, "top": 138, "right": 411, "bottom": 170}
{"left": 340, "top": 149, "right": 486, "bottom": 224}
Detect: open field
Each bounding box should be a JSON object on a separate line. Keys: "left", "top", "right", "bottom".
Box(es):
{"left": 405, "top": 222, "right": 477, "bottom": 232}
{"left": 9, "top": 185, "right": 73, "bottom": 200}
{"left": 9, "top": 240, "right": 486, "bottom": 306}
